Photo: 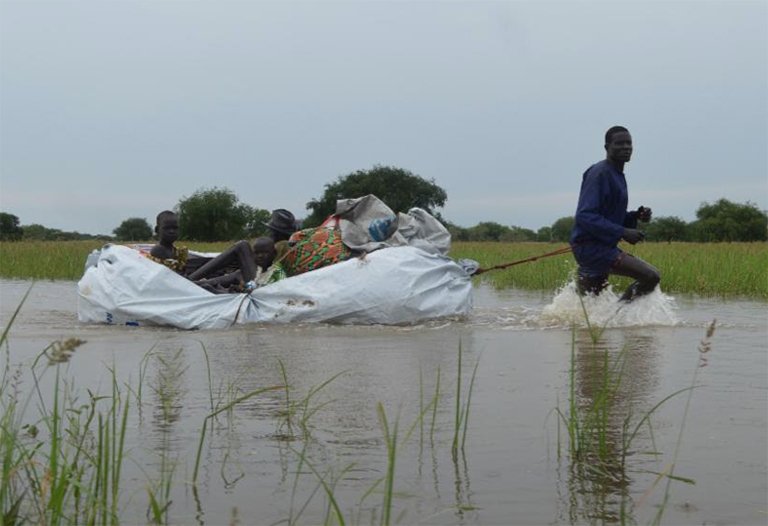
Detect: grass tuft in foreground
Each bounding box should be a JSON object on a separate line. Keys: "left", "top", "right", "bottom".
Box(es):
{"left": 553, "top": 303, "right": 716, "bottom": 524}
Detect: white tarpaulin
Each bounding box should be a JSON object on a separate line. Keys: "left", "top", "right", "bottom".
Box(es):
{"left": 335, "top": 195, "right": 452, "bottom": 255}
{"left": 77, "top": 244, "right": 473, "bottom": 329}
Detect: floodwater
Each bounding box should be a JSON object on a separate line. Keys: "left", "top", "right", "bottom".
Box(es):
{"left": 1, "top": 278, "right": 766, "bottom": 526}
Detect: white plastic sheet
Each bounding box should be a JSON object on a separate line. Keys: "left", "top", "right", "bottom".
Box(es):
{"left": 336, "top": 195, "right": 451, "bottom": 255}
{"left": 77, "top": 244, "right": 473, "bottom": 329}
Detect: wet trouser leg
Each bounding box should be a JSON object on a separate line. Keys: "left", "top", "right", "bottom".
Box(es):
{"left": 187, "top": 240, "right": 257, "bottom": 282}
{"left": 610, "top": 253, "right": 660, "bottom": 302}
{"left": 577, "top": 272, "right": 609, "bottom": 296}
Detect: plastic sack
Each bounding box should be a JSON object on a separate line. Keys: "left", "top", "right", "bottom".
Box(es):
{"left": 395, "top": 208, "right": 451, "bottom": 255}
{"left": 336, "top": 195, "right": 400, "bottom": 252}
{"left": 78, "top": 244, "right": 473, "bottom": 329}
{"left": 336, "top": 194, "right": 451, "bottom": 255}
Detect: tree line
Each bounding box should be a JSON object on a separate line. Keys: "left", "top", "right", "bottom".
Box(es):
{"left": 447, "top": 198, "right": 767, "bottom": 243}
{"left": 1, "top": 165, "right": 766, "bottom": 242}
{"left": 0, "top": 216, "right": 109, "bottom": 242}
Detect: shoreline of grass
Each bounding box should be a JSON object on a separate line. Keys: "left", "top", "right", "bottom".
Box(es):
{"left": 1, "top": 240, "right": 766, "bottom": 299}
{"left": 453, "top": 241, "right": 768, "bottom": 300}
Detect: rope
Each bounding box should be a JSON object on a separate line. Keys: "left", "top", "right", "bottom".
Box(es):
{"left": 473, "top": 246, "right": 572, "bottom": 275}
{"left": 228, "top": 239, "right": 571, "bottom": 324}
{"left": 230, "top": 289, "right": 253, "bottom": 327}
{"left": 229, "top": 242, "right": 300, "bottom": 327}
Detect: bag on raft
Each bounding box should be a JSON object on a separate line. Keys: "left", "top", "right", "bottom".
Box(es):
{"left": 282, "top": 227, "right": 352, "bottom": 276}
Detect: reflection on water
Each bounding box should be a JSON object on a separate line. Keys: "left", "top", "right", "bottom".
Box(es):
{"left": 0, "top": 279, "right": 766, "bottom": 525}
{"left": 557, "top": 330, "right": 662, "bottom": 523}
{"left": 151, "top": 348, "right": 188, "bottom": 432}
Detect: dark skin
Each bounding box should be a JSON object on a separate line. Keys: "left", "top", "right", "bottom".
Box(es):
{"left": 150, "top": 213, "right": 210, "bottom": 275}
{"left": 252, "top": 237, "right": 277, "bottom": 270}
{"left": 194, "top": 269, "right": 245, "bottom": 292}
{"left": 187, "top": 240, "right": 257, "bottom": 282}
{"left": 149, "top": 211, "right": 290, "bottom": 292}
{"left": 268, "top": 228, "right": 292, "bottom": 243}
{"left": 194, "top": 238, "right": 276, "bottom": 293}
{"left": 150, "top": 215, "right": 180, "bottom": 259}
{"left": 605, "top": 131, "right": 652, "bottom": 245}
{"left": 605, "top": 130, "right": 633, "bottom": 171}
{"left": 149, "top": 212, "right": 255, "bottom": 292}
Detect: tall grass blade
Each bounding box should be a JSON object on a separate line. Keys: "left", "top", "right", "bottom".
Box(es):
{"left": 198, "top": 342, "right": 215, "bottom": 414}
{"left": 429, "top": 366, "right": 440, "bottom": 444}
{"left": 451, "top": 342, "right": 462, "bottom": 462}
{"left": 286, "top": 446, "right": 349, "bottom": 526}
{"left": 193, "top": 386, "right": 283, "bottom": 485}
{"left": 377, "top": 403, "right": 398, "bottom": 526}
{"left": 653, "top": 320, "right": 716, "bottom": 525}
{"left": 0, "top": 284, "right": 32, "bottom": 347}
{"left": 460, "top": 356, "right": 480, "bottom": 452}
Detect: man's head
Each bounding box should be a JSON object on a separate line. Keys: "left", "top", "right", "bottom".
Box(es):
{"left": 252, "top": 237, "right": 277, "bottom": 270}
{"left": 263, "top": 209, "right": 297, "bottom": 242}
{"left": 155, "top": 210, "right": 179, "bottom": 245}
{"left": 604, "top": 126, "right": 632, "bottom": 165}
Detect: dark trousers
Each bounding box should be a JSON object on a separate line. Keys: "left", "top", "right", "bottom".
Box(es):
{"left": 578, "top": 252, "right": 660, "bottom": 302}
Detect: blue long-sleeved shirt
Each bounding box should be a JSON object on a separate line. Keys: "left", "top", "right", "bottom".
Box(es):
{"left": 569, "top": 160, "right": 638, "bottom": 275}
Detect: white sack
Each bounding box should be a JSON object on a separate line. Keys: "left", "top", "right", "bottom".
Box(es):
{"left": 336, "top": 194, "right": 451, "bottom": 255}
{"left": 395, "top": 208, "right": 451, "bottom": 255}
{"left": 78, "top": 244, "right": 473, "bottom": 330}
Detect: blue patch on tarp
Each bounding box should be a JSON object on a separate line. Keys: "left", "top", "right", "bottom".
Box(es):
{"left": 368, "top": 216, "right": 396, "bottom": 241}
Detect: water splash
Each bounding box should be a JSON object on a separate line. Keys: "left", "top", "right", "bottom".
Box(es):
{"left": 540, "top": 280, "right": 679, "bottom": 328}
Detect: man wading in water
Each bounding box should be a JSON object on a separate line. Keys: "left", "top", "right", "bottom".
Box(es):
{"left": 569, "top": 126, "right": 660, "bottom": 302}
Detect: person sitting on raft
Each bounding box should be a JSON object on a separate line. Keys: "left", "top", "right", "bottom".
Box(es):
{"left": 193, "top": 236, "right": 288, "bottom": 291}
{"left": 148, "top": 210, "right": 258, "bottom": 292}
{"left": 148, "top": 210, "right": 194, "bottom": 272}
{"left": 252, "top": 237, "right": 287, "bottom": 286}
{"left": 147, "top": 210, "right": 219, "bottom": 275}
{"left": 263, "top": 209, "right": 298, "bottom": 261}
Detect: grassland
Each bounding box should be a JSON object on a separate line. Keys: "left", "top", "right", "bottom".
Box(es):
{"left": 0, "top": 240, "right": 766, "bottom": 299}
{"left": 450, "top": 241, "right": 768, "bottom": 299}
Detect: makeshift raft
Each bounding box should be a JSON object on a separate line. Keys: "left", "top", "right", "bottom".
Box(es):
{"left": 77, "top": 243, "right": 474, "bottom": 329}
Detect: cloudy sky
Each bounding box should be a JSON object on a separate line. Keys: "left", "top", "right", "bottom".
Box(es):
{"left": 1, "top": 0, "right": 766, "bottom": 236}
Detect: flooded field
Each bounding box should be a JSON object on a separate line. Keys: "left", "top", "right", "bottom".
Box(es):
{"left": 1, "top": 278, "right": 766, "bottom": 525}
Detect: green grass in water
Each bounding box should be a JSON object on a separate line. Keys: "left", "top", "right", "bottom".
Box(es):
{"left": 1, "top": 240, "right": 766, "bottom": 298}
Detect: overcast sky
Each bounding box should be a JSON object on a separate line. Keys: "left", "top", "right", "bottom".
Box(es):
{"left": 1, "top": 0, "right": 766, "bottom": 236}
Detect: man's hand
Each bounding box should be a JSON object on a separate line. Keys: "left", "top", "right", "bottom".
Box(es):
{"left": 622, "top": 228, "right": 646, "bottom": 245}
{"left": 637, "top": 206, "right": 653, "bottom": 223}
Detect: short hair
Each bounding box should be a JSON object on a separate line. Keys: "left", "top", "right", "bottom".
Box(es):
{"left": 605, "top": 126, "right": 629, "bottom": 145}
{"left": 155, "top": 210, "right": 176, "bottom": 225}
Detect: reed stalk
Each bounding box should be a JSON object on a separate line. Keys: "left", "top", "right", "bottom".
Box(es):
{"left": 451, "top": 342, "right": 462, "bottom": 462}
{"left": 376, "top": 403, "right": 398, "bottom": 526}
{"left": 286, "top": 446, "right": 351, "bottom": 526}
{"left": 651, "top": 320, "right": 716, "bottom": 525}
{"left": 451, "top": 342, "right": 480, "bottom": 461}
{"left": 555, "top": 301, "right": 709, "bottom": 523}
{"left": 429, "top": 366, "right": 440, "bottom": 444}
{"left": 192, "top": 386, "right": 283, "bottom": 485}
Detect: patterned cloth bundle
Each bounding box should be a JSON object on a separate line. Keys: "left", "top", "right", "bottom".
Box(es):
{"left": 282, "top": 227, "right": 352, "bottom": 277}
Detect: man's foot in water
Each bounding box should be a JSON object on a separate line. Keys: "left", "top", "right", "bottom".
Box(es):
{"left": 619, "top": 283, "right": 641, "bottom": 303}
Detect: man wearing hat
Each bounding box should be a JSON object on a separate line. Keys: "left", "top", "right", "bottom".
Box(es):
{"left": 263, "top": 209, "right": 298, "bottom": 261}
